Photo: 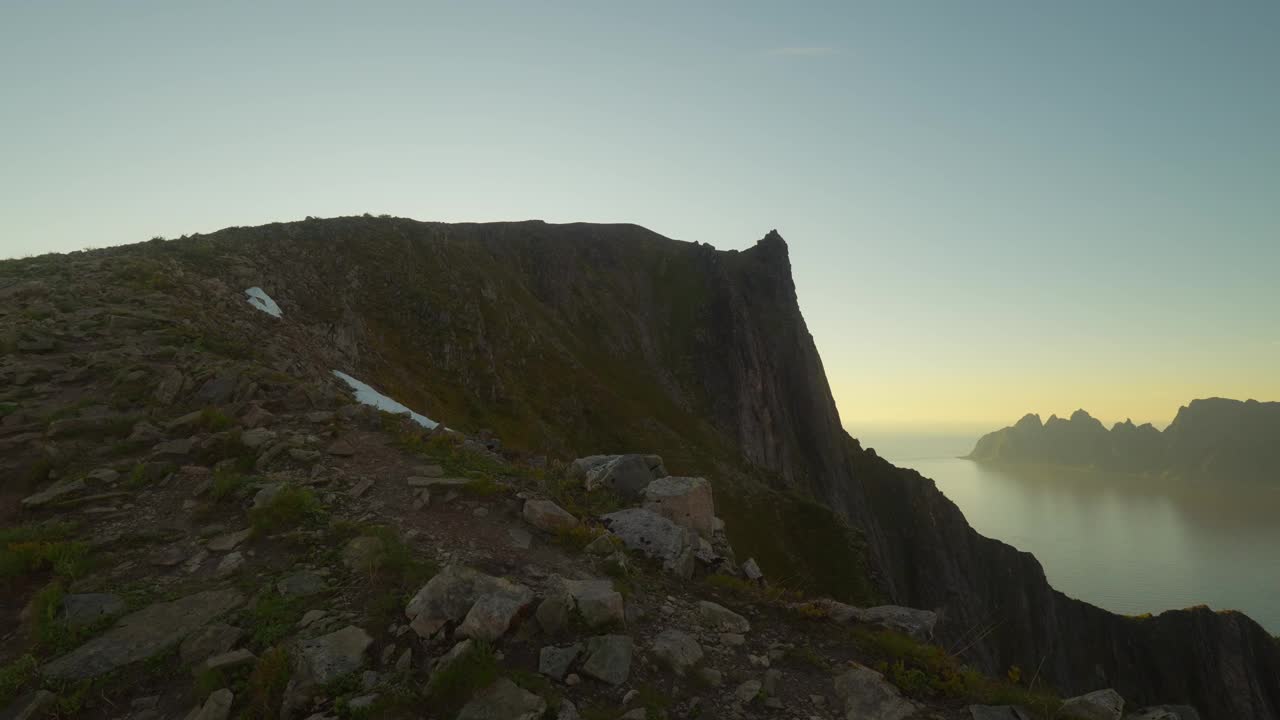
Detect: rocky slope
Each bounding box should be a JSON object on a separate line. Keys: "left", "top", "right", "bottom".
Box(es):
{"left": 2, "top": 216, "right": 1276, "bottom": 719}
{"left": 968, "top": 400, "right": 1280, "bottom": 481}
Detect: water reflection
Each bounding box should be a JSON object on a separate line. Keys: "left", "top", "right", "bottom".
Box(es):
{"left": 900, "top": 456, "right": 1280, "bottom": 632}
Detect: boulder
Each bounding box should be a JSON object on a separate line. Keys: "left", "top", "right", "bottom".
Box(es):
{"left": 697, "top": 600, "right": 750, "bottom": 633}
{"left": 427, "top": 639, "right": 477, "bottom": 692}
{"left": 283, "top": 625, "right": 373, "bottom": 717}
{"left": 742, "top": 558, "right": 763, "bottom": 582}
{"left": 553, "top": 577, "right": 625, "bottom": 629}
{"left": 43, "top": 589, "right": 243, "bottom": 680}
{"left": 850, "top": 605, "right": 937, "bottom": 642}
{"left": 522, "top": 499, "right": 579, "bottom": 533}
{"left": 207, "top": 528, "right": 252, "bottom": 552}
{"left": 1058, "top": 689, "right": 1124, "bottom": 720}
{"left": 457, "top": 678, "right": 547, "bottom": 720}
{"left": 455, "top": 587, "right": 536, "bottom": 642}
{"left": 570, "top": 454, "right": 665, "bottom": 497}
{"left": 642, "top": 476, "right": 715, "bottom": 537}
{"left": 538, "top": 643, "right": 583, "bottom": 681}
{"left": 239, "top": 427, "right": 276, "bottom": 450}
{"left": 833, "top": 664, "right": 922, "bottom": 720}
{"left": 180, "top": 624, "right": 244, "bottom": 665}
{"left": 969, "top": 706, "right": 1032, "bottom": 720}
{"left": 650, "top": 629, "right": 703, "bottom": 675}
{"left": 405, "top": 565, "right": 529, "bottom": 639}
{"left": 189, "top": 688, "right": 233, "bottom": 720}
{"left": 600, "top": 508, "right": 697, "bottom": 578}
{"left": 59, "top": 593, "right": 125, "bottom": 628}
{"left": 734, "top": 679, "right": 762, "bottom": 704}
{"left": 277, "top": 571, "right": 327, "bottom": 597}
{"left": 580, "top": 635, "right": 633, "bottom": 685}
{"left": 21, "top": 478, "right": 86, "bottom": 508}
{"left": 193, "top": 649, "right": 256, "bottom": 677}
{"left": 535, "top": 594, "right": 573, "bottom": 637}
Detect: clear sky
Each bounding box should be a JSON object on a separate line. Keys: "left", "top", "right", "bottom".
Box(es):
{"left": 3, "top": 2, "right": 1277, "bottom": 431}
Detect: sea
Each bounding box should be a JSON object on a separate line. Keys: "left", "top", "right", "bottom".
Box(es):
{"left": 856, "top": 429, "right": 1280, "bottom": 633}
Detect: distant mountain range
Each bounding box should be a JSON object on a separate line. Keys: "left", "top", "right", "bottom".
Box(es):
{"left": 968, "top": 397, "right": 1280, "bottom": 481}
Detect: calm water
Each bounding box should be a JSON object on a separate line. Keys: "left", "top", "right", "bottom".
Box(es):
{"left": 860, "top": 431, "right": 1280, "bottom": 633}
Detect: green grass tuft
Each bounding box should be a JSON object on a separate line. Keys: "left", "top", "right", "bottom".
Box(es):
{"left": 250, "top": 486, "right": 323, "bottom": 533}
{"left": 424, "top": 641, "right": 499, "bottom": 716}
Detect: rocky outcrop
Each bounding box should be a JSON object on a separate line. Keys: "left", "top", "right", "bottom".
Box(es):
{"left": 968, "top": 398, "right": 1280, "bottom": 481}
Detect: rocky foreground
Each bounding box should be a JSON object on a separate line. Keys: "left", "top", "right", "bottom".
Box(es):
{"left": 0, "top": 220, "right": 1247, "bottom": 719}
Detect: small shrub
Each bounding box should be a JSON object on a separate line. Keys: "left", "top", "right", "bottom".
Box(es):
{"left": 199, "top": 407, "right": 234, "bottom": 432}
{"left": 247, "top": 592, "right": 304, "bottom": 650}
{"left": 0, "top": 402, "right": 18, "bottom": 417}
{"left": 0, "top": 654, "right": 38, "bottom": 706}
{"left": 424, "top": 641, "right": 498, "bottom": 716}
{"left": 243, "top": 647, "right": 291, "bottom": 720}
{"left": 250, "top": 486, "right": 322, "bottom": 533}
{"left": 210, "top": 467, "right": 255, "bottom": 502}
{"left": 551, "top": 523, "right": 602, "bottom": 551}
{"left": 0, "top": 521, "right": 89, "bottom": 580}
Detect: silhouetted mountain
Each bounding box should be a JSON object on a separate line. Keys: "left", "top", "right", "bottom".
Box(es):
{"left": 969, "top": 398, "right": 1280, "bottom": 481}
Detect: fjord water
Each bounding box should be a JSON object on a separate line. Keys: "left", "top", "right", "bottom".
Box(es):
{"left": 860, "top": 430, "right": 1280, "bottom": 633}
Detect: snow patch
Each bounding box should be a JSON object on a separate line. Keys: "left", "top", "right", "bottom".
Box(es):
{"left": 332, "top": 370, "right": 439, "bottom": 429}
{"left": 245, "top": 287, "right": 282, "bottom": 318}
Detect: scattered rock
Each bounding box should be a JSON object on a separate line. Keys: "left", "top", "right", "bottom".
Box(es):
{"left": 456, "top": 677, "right": 547, "bottom": 720}
{"left": 214, "top": 552, "right": 244, "bottom": 578}
{"left": 698, "top": 667, "right": 724, "bottom": 687}
{"left": 0, "top": 689, "right": 55, "bottom": 720}
{"left": 189, "top": 688, "right": 233, "bottom": 720}
{"left": 405, "top": 565, "right": 529, "bottom": 639}
{"left": 580, "top": 635, "right": 633, "bottom": 686}
{"left": 741, "top": 557, "right": 763, "bottom": 582}
{"left": 454, "top": 586, "right": 536, "bottom": 642}
{"left": 573, "top": 454, "right": 665, "bottom": 497}
{"left": 734, "top": 679, "right": 762, "bottom": 704}
{"left": 207, "top": 528, "right": 252, "bottom": 552}
{"left": 180, "top": 624, "right": 244, "bottom": 665}
{"left": 153, "top": 437, "right": 196, "bottom": 457}
{"left": 284, "top": 625, "right": 373, "bottom": 715}
{"left": 844, "top": 604, "right": 937, "bottom": 642}
{"left": 278, "top": 571, "right": 327, "bottom": 597}
{"left": 194, "top": 649, "right": 256, "bottom": 677}
{"left": 21, "top": 478, "right": 86, "bottom": 507}
{"left": 697, "top": 600, "right": 750, "bottom": 633}
{"left": 762, "top": 668, "right": 783, "bottom": 695}
{"left": 43, "top": 589, "right": 244, "bottom": 680}
{"left": 642, "top": 476, "right": 715, "bottom": 536}
{"left": 1127, "top": 707, "right": 1200, "bottom": 720}
{"left": 522, "top": 499, "right": 579, "bottom": 533}
{"left": 833, "top": 664, "right": 922, "bottom": 720}
{"left": 240, "top": 427, "right": 276, "bottom": 450}
{"left": 555, "top": 578, "right": 625, "bottom": 629}
{"left": 535, "top": 594, "right": 573, "bottom": 637}
{"left": 85, "top": 468, "right": 120, "bottom": 484}
{"left": 59, "top": 593, "right": 125, "bottom": 628}
{"left": 650, "top": 629, "right": 703, "bottom": 675}
{"left": 348, "top": 478, "right": 374, "bottom": 498}
{"left": 1058, "top": 689, "right": 1124, "bottom": 720}
{"left": 600, "top": 508, "right": 697, "bottom": 578}
{"left": 507, "top": 527, "right": 532, "bottom": 550}
{"left": 539, "top": 643, "right": 583, "bottom": 681}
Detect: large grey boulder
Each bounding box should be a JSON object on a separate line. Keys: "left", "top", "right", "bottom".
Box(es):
{"left": 697, "top": 600, "right": 750, "bottom": 633}
{"left": 457, "top": 678, "right": 547, "bottom": 720}
{"left": 454, "top": 586, "right": 536, "bottom": 642}
{"left": 600, "top": 508, "right": 697, "bottom": 578}
{"left": 833, "top": 664, "right": 922, "bottom": 720}
{"left": 522, "top": 499, "right": 579, "bottom": 533}
{"left": 552, "top": 577, "right": 625, "bottom": 629}
{"left": 282, "top": 625, "right": 373, "bottom": 718}
{"left": 21, "top": 478, "right": 85, "bottom": 507}
{"left": 43, "top": 589, "right": 243, "bottom": 680}
{"left": 539, "top": 643, "right": 583, "bottom": 681}
{"left": 969, "top": 706, "right": 1032, "bottom": 720}
{"left": 813, "top": 600, "right": 937, "bottom": 641}
{"left": 188, "top": 688, "right": 234, "bottom": 720}
{"left": 1058, "top": 689, "right": 1124, "bottom": 720}
{"left": 405, "top": 565, "right": 528, "bottom": 639}
{"left": 643, "top": 476, "right": 715, "bottom": 537}
{"left": 570, "top": 454, "right": 665, "bottom": 497}
{"left": 59, "top": 593, "right": 125, "bottom": 628}
{"left": 180, "top": 624, "right": 244, "bottom": 665}
{"left": 580, "top": 635, "right": 633, "bottom": 685}
{"left": 650, "top": 629, "right": 703, "bottom": 675}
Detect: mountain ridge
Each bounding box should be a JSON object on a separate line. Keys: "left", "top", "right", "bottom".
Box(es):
{"left": 969, "top": 398, "right": 1280, "bottom": 481}
{"left": 4, "top": 216, "right": 1279, "bottom": 718}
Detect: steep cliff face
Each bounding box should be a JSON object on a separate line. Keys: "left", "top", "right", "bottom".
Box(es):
{"left": 62, "top": 217, "right": 1280, "bottom": 718}
{"left": 970, "top": 399, "right": 1280, "bottom": 481}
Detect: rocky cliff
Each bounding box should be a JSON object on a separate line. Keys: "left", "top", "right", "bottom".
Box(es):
{"left": 969, "top": 400, "right": 1280, "bottom": 481}
{"left": 4, "top": 217, "right": 1278, "bottom": 719}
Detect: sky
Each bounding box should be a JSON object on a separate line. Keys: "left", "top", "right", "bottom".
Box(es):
{"left": 2, "top": 1, "right": 1277, "bottom": 432}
